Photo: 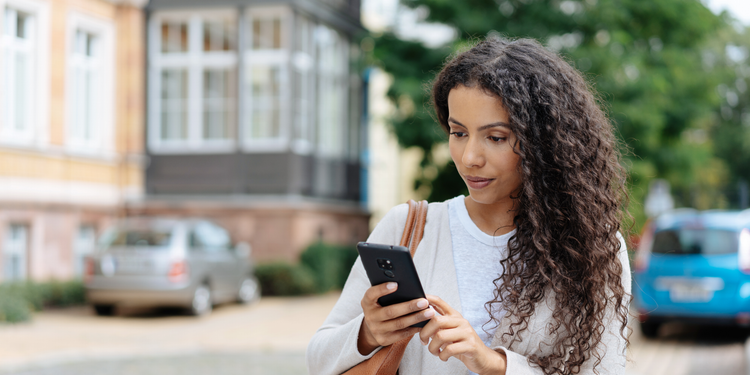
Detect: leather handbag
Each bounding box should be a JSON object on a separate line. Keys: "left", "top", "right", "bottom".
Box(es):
{"left": 343, "top": 199, "right": 429, "bottom": 375}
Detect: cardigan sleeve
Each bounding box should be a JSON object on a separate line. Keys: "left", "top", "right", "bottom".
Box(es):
{"left": 306, "top": 205, "right": 408, "bottom": 375}
{"left": 490, "top": 233, "right": 631, "bottom": 375}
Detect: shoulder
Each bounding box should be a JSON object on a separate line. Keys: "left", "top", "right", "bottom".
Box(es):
{"left": 367, "top": 200, "right": 452, "bottom": 245}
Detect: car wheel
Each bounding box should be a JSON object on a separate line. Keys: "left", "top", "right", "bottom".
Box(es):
{"left": 640, "top": 321, "right": 661, "bottom": 338}
{"left": 190, "top": 284, "right": 213, "bottom": 316}
{"left": 93, "top": 304, "right": 115, "bottom": 316}
{"left": 237, "top": 276, "right": 260, "bottom": 304}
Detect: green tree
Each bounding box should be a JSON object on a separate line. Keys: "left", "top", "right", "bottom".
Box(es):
{"left": 370, "top": 0, "right": 743, "bottom": 228}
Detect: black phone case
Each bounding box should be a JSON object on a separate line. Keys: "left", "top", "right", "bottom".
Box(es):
{"left": 357, "top": 241, "right": 428, "bottom": 328}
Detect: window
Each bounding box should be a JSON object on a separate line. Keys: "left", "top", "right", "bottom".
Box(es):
{"left": 72, "top": 225, "right": 95, "bottom": 277}
{"left": 66, "top": 12, "right": 114, "bottom": 154}
{"left": 190, "top": 221, "right": 230, "bottom": 252}
{"left": 652, "top": 229, "right": 739, "bottom": 256}
{"left": 69, "top": 29, "right": 99, "bottom": 147}
{"left": 149, "top": 11, "right": 237, "bottom": 153}
{"left": 242, "top": 7, "right": 290, "bottom": 151}
{"left": 291, "top": 14, "right": 315, "bottom": 154}
{"left": 1, "top": 6, "right": 35, "bottom": 143}
{"left": 3, "top": 224, "right": 28, "bottom": 281}
{"left": 315, "top": 24, "right": 349, "bottom": 158}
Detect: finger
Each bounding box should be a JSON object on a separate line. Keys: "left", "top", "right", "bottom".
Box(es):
{"left": 375, "top": 297, "right": 430, "bottom": 323}
{"left": 380, "top": 308, "right": 435, "bottom": 332}
{"left": 420, "top": 312, "right": 465, "bottom": 345}
{"left": 427, "top": 327, "right": 467, "bottom": 357}
{"left": 439, "top": 341, "right": 474, "bottom": 362}
{"left": 425, "top": 294, "right": 457, "bottom": 316}
{"left": 363, "top": 282, "right": 399, "bottom": 307}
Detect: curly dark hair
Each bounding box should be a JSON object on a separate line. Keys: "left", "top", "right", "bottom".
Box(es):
{"left": 431, "top": 37, "right": 630, "bottom": 375}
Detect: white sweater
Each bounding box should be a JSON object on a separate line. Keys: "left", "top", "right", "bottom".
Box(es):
{"left": 306, "top": 201, "right": 630, "bottom": 375}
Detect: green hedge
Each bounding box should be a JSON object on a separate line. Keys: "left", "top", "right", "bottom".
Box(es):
{"left": 255, "top": 262, "right": 317, "bottom": 296}
{"left": 256, "top": 242, "right": 358, "bottom": 296}
{"left": 0, "top": 280, "right": 87, "bottom": 324}
{"left": 300, "top": 242, "right": 358, "bottom": 293}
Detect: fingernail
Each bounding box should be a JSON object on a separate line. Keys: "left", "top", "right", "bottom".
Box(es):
{"left": 424, "top": 309, "right": 435, "bottom": 318}
{"left": 386, "top": 282, "right": 397, "bottom": 290}
{"left": 417, "top": 299, "right": 428, "bottom": 309}
{"left": 421, "top": 338, "right": 428, "bottom": 345}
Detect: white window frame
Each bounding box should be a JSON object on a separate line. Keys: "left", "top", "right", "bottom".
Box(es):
{"left": 148, "top": 9, "right": 238, "bottom": 154}
{"left": 241, "top": 5, "right": 292, "bottom": 153}
{"left": 0, "top": 0, "right": 49, "bottom": 148}
{"left": 65, "top": 11, "right": 115, "bottom": 157}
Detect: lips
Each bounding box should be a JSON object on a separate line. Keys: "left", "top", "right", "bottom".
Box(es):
{"left": 464, "top": 175, "right": 494, "bottom": 190}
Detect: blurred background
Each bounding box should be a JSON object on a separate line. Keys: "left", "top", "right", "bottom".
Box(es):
{"left": 1, "top": 0, "right": 750, "bottom": 373}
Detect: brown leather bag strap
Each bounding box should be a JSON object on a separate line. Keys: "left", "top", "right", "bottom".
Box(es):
{"left": 408, "top": 200, "right": 428, "bottom": 256}
{"left": 399, "top": 200, "right": 419, "bottom": 248}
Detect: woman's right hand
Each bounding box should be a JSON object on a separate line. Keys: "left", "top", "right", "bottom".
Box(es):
{"left": 357, "top": 282, "right": 435, "bottom": 355}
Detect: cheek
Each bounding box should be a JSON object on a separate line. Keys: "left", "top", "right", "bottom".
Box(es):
{"left": 448, "top": 141, "right": 462, "bottom": 165}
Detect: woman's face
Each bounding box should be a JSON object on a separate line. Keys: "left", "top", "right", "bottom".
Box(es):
{"left": 447, "top": 85, "right": 522, "bottom": 207}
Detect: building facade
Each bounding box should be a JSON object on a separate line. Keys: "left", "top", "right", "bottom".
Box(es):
{"left": 0, "top": 0, "right": 147, "bottom": 281}
{"left": 131, "top": 0, "right": 369, "bottom": 262}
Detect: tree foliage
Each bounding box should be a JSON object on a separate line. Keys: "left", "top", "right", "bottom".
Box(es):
{"left": 369, "top": 0, "right": 750, "bottom": 227}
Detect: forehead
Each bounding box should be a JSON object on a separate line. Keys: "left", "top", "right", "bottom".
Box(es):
{"left": 447, "top": 85, "right": 508, "bottom": 124}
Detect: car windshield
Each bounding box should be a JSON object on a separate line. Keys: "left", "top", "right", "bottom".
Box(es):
{"left": 99, "top": 228, "right": 173, "bottom": 248}
{"left": 652, "top": 229, "right": 739, "bottom": 255}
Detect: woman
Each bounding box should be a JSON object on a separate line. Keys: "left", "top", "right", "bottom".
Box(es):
{"left": 307, "top": 37, "right": 631, "bottom": 375}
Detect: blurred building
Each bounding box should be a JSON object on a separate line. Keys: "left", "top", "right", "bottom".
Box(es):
{"left": 126, "top": 0, "right": 370, "bottom": 262}
{"left": 0, "top": 0, "right": 147, "bottom": 281}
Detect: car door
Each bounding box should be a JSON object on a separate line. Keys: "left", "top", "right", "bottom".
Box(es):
{"left": 192, "top": 221, "right": 237, "bottom": 302}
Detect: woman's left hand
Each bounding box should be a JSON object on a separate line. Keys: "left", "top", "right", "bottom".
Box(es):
{"left": 420, "top": 295, "right": 507, "bottom": 375}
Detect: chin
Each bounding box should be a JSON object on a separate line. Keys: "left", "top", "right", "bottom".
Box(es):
{"left": 466, "top": 193, "right": 498, "bottom": 205}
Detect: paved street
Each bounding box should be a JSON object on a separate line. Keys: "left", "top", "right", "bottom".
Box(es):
{"left": 0, "top": 293, "right": 748, "bottom": 375}
{"left": 0, "top": 293, "right": 340, "bottom": 375}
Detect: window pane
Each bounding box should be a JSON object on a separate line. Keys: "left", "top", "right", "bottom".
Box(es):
{"left": 86, "top": 33, "right": 95, "bottom": 57}
{"left": 161, "top": 21, "right": 188, "bottom": 53}
{"left": 203, "top": 68, "right": 236, "bottom": 140}
{"left": 75, "top": 30, "right": 86, "bottom": 55}
{"left": 3, "top": 224, "right": 28, "bottom": 281}
{"left": 16, "top": 11, "right": 27, "bottom": 39}
{"left": 85, "top": 69, "right": 96, "bottom": 140}
{"left": 160, "top": 69, "right": 188, "bottom": 140}
{"left": 3, "top": 8, "right": 12, "bottom": 36}
{"left": 14, "top": 52, "right": 26, "bottom": 131}
{"left": 652, "top": 229, "right": 740, "bottom": 255}
{"left": 203, "top": 20, "right": 235, "bottom": 52}
{"left": 251, "top": 17, "right": 283, "bottom": 50}
{"left": 272, "top": 18, "right": 281, "bottom": 48}
{"left": 247, "top": 65, "right": 282, "bottom": 139}
{"left": 3, "top": 49, "right": 11, "bottom": 130}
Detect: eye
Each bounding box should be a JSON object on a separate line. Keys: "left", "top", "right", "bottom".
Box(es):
{"left": 488, "top": 136, "right": 507, "bottom": 143}
{"left": 449, "top": 131, "right": 467, "bottom": 138}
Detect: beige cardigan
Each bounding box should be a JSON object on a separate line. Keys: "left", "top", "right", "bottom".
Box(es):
{"left": 306, "top": 201, "right": 630, "bottom": 375}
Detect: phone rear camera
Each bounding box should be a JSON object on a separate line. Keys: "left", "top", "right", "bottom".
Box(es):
{"left": 384, "top": 270, "right": 395, "bottom": 278}
{"left": 377, "top": 258, "right": 393, "bottom": 270}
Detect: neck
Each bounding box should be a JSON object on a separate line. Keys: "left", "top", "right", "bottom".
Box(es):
{"left": 464, "top": 196, "right": 517, "bottom": 236}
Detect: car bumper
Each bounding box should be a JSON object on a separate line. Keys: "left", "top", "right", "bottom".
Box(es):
{"left": 86, "top": 276, "right": 195, "bottom": 307}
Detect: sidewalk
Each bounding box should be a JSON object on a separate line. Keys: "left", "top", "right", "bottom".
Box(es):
{"left": 0, "top": 292, "right": 341, "bottom": 373}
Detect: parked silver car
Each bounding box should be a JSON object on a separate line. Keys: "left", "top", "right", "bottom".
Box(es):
{"left": 85, "top": 218, "right": 260, "bottom": 316}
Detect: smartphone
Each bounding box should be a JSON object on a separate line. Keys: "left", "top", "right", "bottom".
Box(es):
{"left": 356, "top": 241, "right": 429, "bottom": 328}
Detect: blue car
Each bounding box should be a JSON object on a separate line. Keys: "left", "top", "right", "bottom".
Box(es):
{"left": 633, "top": 209, "right": 750, "bottom": 338}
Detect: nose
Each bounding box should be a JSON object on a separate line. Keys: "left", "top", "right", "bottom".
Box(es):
{"left": 461, "top": 137, "right": 485, "bottom": 168}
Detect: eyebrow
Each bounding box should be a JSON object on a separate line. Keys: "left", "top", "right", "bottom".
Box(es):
{"left": 447, "top": 117, "right": 511, "bottom": 131}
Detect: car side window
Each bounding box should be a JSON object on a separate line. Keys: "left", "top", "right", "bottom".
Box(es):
{"left": 191, "top": 221, "right": 230, "bottom": 253}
